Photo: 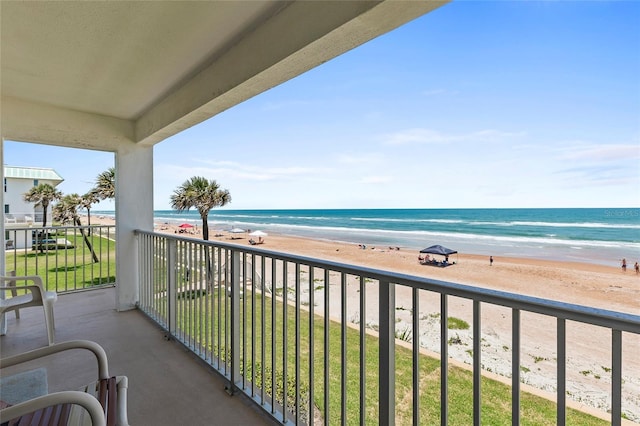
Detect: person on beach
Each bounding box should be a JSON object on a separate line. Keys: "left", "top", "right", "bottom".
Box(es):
{"left": 490, "top": 256, "right": 494, "bottom": 266}
{"left": 621, "top": 258, "right": 627, "bottom": 271}
{"left": 635, "top": 261, "right": 639, "bottom": 274}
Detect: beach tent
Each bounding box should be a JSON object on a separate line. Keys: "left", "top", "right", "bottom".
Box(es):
{"left": 419, "top": 244, "right": 458, "bottom": 266}
{"left": 229, "top": 228, "right": 245, "bottom": 239}
{"left": 420, "top": 245, "right": 457, "bottom": 256}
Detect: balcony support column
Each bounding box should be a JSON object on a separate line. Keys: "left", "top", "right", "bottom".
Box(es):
{"left": 115, "top": 144, "right": 154, "bottom": 311}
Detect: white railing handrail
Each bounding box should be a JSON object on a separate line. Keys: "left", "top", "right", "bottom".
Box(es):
{"left": 134, "top": 230, "right": 640, "bottom": 333}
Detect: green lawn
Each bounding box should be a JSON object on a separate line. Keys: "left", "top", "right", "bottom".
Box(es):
{"left": 5, "top": 229, "right": 116, "bottom": 292}
{"left": 173, "top": 288, "right": 608, "bottom": 426}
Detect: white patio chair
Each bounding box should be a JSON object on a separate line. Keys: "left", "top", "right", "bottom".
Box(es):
{"left": 0, "top": 274, "right": 57, "bottom": 345}
{"left": 0, "top": 340, "right": 129, "bottom": 426}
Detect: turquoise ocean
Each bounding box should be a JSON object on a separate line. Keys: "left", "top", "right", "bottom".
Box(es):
{"left": 102, "top": 208, "right": 640, "bottom": 267}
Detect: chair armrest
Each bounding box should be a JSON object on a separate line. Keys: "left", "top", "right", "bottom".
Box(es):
{"left": 0, "top": 275, "right": 46, "bottom": 287}
{"left": 0, "top": 391, "right": 106, "bottom": 426}
{"left": 1, "top": 340, "right": 110, "bottom": 380}
{"left": 0, "top": 275, "right": 53, "bottom": 299}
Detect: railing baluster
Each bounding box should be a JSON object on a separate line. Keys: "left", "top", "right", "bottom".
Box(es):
{"left": 271, "top": 258, "right": 277, "bottom": 415}
{"left": 282, "top": 261, "right": 288, "bottom": 423}
{"left": 225, "top": 249, "right": 230, "bottom": 377}
{"left": 379, "top": 279, "right": 395, "bottom": 425}
{"left": 557, "top": 318, "right": 566, "bottom": 425}
{"left": 441, "top": 294, "right": 448, "bottom": 426}
{"left": 612, "top": 329, "right": 622, "bottom": 426}
{"left": 261, "top": 255, "right": 266, "bottom": 406}
{"left": 167, "top": 239, "right": 177, "bottom": 337}
{"left": 412, "top": 287, "right": 420, "bottom": 426}
{"left": 229, "top": 249, "right": 240, "bottom": 393}
{"left": 324, "top": 268, "right": 330, "bottom": 423}
{"left": 242, "top": 252, "right": 247, "bottom": 391}
{"left": 341, "top": 272, "right": 347, "bottom": 425}
{"left": 512, "top": 309, "right": 521, "bottom": 426}
{"left": 309, "top": 267, "right": 315, "bottom": 426}
{"left": 360, "top": 276, "right": 367, "bottom": 426}
{"left": 473, "top": 300, "right": 481, "bottom": 426}
{"left": 295, "top": 263, "right": 301, "bottom": 424}
{"left": 251, "top": 253, "right": 256, "bottom": 397}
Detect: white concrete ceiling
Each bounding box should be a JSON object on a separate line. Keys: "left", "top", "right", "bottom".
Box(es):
{"left": 1, "top": 1, "right": 447, "bottom": 151}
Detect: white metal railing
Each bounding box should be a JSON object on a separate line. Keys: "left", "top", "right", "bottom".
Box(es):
{"left": 5, "top": 225, "right": 116, "bottom": 292}
{"left": 3, "top": 212, "right": 50, "bottom": 224}
{"left": 135, "top": 230, "right": 640, "bottom": 425}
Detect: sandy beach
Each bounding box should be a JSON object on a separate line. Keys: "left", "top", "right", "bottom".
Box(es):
{"left": 92, "top": 216, "right": 640, "bottom": 422}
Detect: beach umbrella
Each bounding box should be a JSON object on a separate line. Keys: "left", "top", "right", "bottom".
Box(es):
{"left": 249, "top": 230, "right": 268, "bottom": 237}
{"left": 178, "top": 223, "right": 194, "bottom": 229}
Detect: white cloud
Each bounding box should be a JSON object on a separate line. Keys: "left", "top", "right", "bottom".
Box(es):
{"left": 336, "top": 153, "right": 383, "bottom": 165}
{"left": 558, "top": 143, "right": 640, "bottom": 162}
{"left": 161, "top": 160, "right": 332, "bottom": 183}
{"left": 382, "top": 128, "right": 525, "bottom": 146}
{"left": 358, "top": 175, "right": 392, "bottom": 184}
{"left": 422, "top": 89, "right": 446, "bottom": 96}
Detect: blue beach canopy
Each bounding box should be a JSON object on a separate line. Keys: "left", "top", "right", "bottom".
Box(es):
{"left": 419, "top": 245, "right": 457, "bottom": 256}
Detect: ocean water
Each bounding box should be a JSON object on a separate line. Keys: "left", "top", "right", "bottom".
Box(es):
{"left": 138, "top": 208, "right": 640, "bottom": 267}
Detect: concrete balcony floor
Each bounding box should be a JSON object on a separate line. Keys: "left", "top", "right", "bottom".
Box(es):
{"left": 1, "top": 287, "right": 278, "bottom": 426}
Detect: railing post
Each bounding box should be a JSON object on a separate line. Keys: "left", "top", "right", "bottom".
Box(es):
{"left": 379, "top": 280, "right": 395, "bottom": 425}
{"left": 167, "top": 239, "right": 177, "bottom": 336}
{"left": 612, "top": 329, "right": 622, "bottom": 426}
{"left": 227, "top": 249, "right": 241, "bottom": 394}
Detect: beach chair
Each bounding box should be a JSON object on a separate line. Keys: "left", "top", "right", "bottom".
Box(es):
{"left": 0, "top": 274, "right": 57, "bottom": 345}
{"left": 0, "top": 340, "right": 129, "bottom": 426}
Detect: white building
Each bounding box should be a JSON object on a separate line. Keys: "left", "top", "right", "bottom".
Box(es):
{"left": 3, "top": 165, "right": 64, "bottom": 249}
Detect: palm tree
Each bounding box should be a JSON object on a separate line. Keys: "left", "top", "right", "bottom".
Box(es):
{"left": 170, "top": 176, "right": 231, "bottom": 240}
{"left": 171, "top": 177, "right": 231, "bottom": 293}
{"left": 23, "top": 183, "right": 61, "bottom": 227}
{"left": 93, "top": 167, "right": 115, "bottom": 200}
{"left": 53, "top": 193, "right": 99, "bottom": 263}
{"left": 52, "top": 193, "right": 82, "bottom": 225}
{"left": 81, "top": 191, "right": 100, "bottom": 235}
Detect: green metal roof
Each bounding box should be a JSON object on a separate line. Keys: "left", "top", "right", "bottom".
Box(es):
{"left": 4, "top": 166, "right": 64, "bottom": 182}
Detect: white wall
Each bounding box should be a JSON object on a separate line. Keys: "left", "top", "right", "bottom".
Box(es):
{"left": 4, "top": 177, "right": 60, "bottom": 222}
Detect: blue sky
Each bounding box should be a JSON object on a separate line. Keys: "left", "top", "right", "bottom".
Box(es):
{"left": 4, "top": 1, "right": 639, "bottom": 210}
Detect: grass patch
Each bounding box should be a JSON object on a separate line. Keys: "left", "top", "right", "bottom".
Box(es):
{"left": 172, "top": 288, "right": 608, "bottom": 425}
{"left": 447, "top": 317, "right": 470, "bottom": 330}
{"left": 5, "top": 228, "right": 116, "bottom": 292}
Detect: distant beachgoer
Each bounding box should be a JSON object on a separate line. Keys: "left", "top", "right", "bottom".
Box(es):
{"left": 622, "top": 258, "right": 627, "bottom": 271}
{"left": 490, "top": 256, "right": 494, "bottom": 266}
{"left": 635, "top": 262, "right": 639, "bottom": 274}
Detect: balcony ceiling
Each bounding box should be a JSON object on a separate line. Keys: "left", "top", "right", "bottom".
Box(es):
{"left": 0, "top": 1, "right": 447, "bottom": 151}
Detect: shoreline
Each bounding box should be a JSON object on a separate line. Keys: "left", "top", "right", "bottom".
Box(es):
{"left": 91, "top": 214, "right": 637, "bottom": 312}
{"left": 94, "top": 210, "right": 639, "bottom": 268}
{"left": 88, "top": 215, "right": 640, "bottom": 421}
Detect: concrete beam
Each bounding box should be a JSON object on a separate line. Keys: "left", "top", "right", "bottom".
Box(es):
{"left": 1, "top": 96, "right": 135, "bottom": 151}
{"left": 136, "top": 0, "right": 448, "bottom": 146}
